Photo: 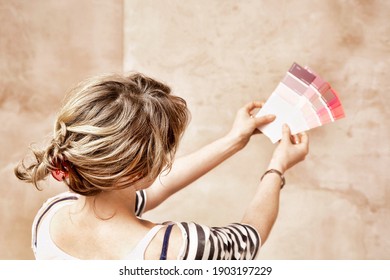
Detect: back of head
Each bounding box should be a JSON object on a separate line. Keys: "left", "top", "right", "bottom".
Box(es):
{"left": 15, "top": 73, "right": 189, "bottom": 195}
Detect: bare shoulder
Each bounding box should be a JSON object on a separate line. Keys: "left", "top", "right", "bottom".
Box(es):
{"left": 50, "top": 202, "right": 155, "bottom": 259}
{"left": 144, "top": 223, "right": 184, "bottom": 260}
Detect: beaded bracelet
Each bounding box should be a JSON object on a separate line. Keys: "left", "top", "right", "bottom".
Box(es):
{"left": 261, "top": 169, "right": 285, "bottom": 189}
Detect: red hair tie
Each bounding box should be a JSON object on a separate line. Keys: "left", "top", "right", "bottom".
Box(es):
{"left": 51, "top": 161, "right": 69, "bottom": 182}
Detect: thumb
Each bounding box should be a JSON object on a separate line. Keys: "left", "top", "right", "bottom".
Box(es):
{"left": 254, "top": 114, "right": 276, "bottom": 127}
{"left": 281, "top": 123, "right": 291, "bottom": 142}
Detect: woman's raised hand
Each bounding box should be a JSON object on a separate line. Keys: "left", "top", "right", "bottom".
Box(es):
{"left": 227, "top": 101, "right": 276, "bottom": 150}
{"left": 268, "top": 124, "right": 309, "bottom": 173}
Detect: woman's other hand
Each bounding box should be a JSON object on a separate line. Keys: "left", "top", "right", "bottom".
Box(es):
{"left": 227, "top": 101, "right": 276, "bottom": 150}
{"left": 268, "top": 124, "right": 309, "bottom": 173}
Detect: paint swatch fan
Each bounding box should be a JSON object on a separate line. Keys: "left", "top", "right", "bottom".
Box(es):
{"left": 256, "top": 62, "right": 345, "bottom": 143}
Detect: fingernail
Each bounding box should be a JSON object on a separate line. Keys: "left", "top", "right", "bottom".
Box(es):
{"left": 267, "top": 114, "right": 276, "bottom": 119}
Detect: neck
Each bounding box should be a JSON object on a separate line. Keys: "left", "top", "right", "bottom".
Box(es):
{"left": 83, "top": 187, "right": 137, "bottom": 220}
{"left": 77, "top": 176, "right": 153, "bottom": 220}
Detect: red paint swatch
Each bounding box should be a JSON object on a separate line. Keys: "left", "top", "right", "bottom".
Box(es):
{"left": 256, "top": 62, "right": 346, "bottom": 143}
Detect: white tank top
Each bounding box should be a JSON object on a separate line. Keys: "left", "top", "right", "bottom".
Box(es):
{"left": 32, "top": 192, "right": 164, "bottom": 260}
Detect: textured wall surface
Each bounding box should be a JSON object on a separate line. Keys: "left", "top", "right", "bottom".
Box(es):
{"left": 124, "top": 0, "right": 390, "bottom": 259}
{"left": 0, "top": 0, "right": 123, "bottom": 259}
{"left": 1, "top": 0, "right": 389, "bottom": 259}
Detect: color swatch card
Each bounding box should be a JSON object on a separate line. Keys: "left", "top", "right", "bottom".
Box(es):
{"left": 256, "top": 62, "right": 345, "bottom": 143}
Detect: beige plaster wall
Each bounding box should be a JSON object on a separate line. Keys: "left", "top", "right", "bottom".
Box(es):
{"left": 1, "top": 0, "right": 389, "bottom": 259}
{"left": 0, "top": 0, "right": 123, "bottom": 259}
{"left": 124, "top": 0, "right": 390, "bottom": 259}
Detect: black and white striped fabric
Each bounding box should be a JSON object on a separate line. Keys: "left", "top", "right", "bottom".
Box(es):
{"left": 173, "top": 222, "right": 260, "bottom": 260}
{"left": 135, "top": 189, "right": 147, "bottom": 216}
{"left": 135, "top": 191, "right": 260, "bottom": 259}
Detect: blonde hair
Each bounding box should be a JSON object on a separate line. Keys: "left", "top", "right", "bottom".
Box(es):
{"left": 15, "top": 73, "right": 189, "bottom": 196}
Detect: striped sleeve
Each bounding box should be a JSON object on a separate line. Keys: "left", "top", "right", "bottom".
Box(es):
{"left": 175, "top": 222, "right": 260, "bottom": 260}
{"left": 134, "top": 190, "right": 147, "bottom": 217}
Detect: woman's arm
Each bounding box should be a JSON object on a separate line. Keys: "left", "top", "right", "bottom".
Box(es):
{"left": 144, "top": 101, "right": 276, "bottom": 211}
{"left": 241, "top": 124, "right": 309, "bottom": 244}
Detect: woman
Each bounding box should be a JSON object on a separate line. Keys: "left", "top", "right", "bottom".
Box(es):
{"left": 15, "top": 73, "right": 309, "bottom": 260}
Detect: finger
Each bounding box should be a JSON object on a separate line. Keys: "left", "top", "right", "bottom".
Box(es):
{"left": 299, "top": 132, "right": 309, "bottom": 145}
{"left": 281, "top": 124, "right": 291, "bottom": 142}
{"left": 295, "top": 132, "right": 309, "bottom": 154}
{"left": 299, "top": 132, "right": 309, "bottom": 150}
{"left": 244, "top": 101, "right": 264, "bottom": 114}
{"left": 291, "top": 134, "right": 300, "bottom": 144}
{"left": 253, "top": 114, "right": 276, "bottom": 126}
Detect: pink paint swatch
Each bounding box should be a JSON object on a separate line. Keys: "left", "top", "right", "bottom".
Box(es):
{"left": 256, "top": 62, "right": 345, "bottom": 143}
